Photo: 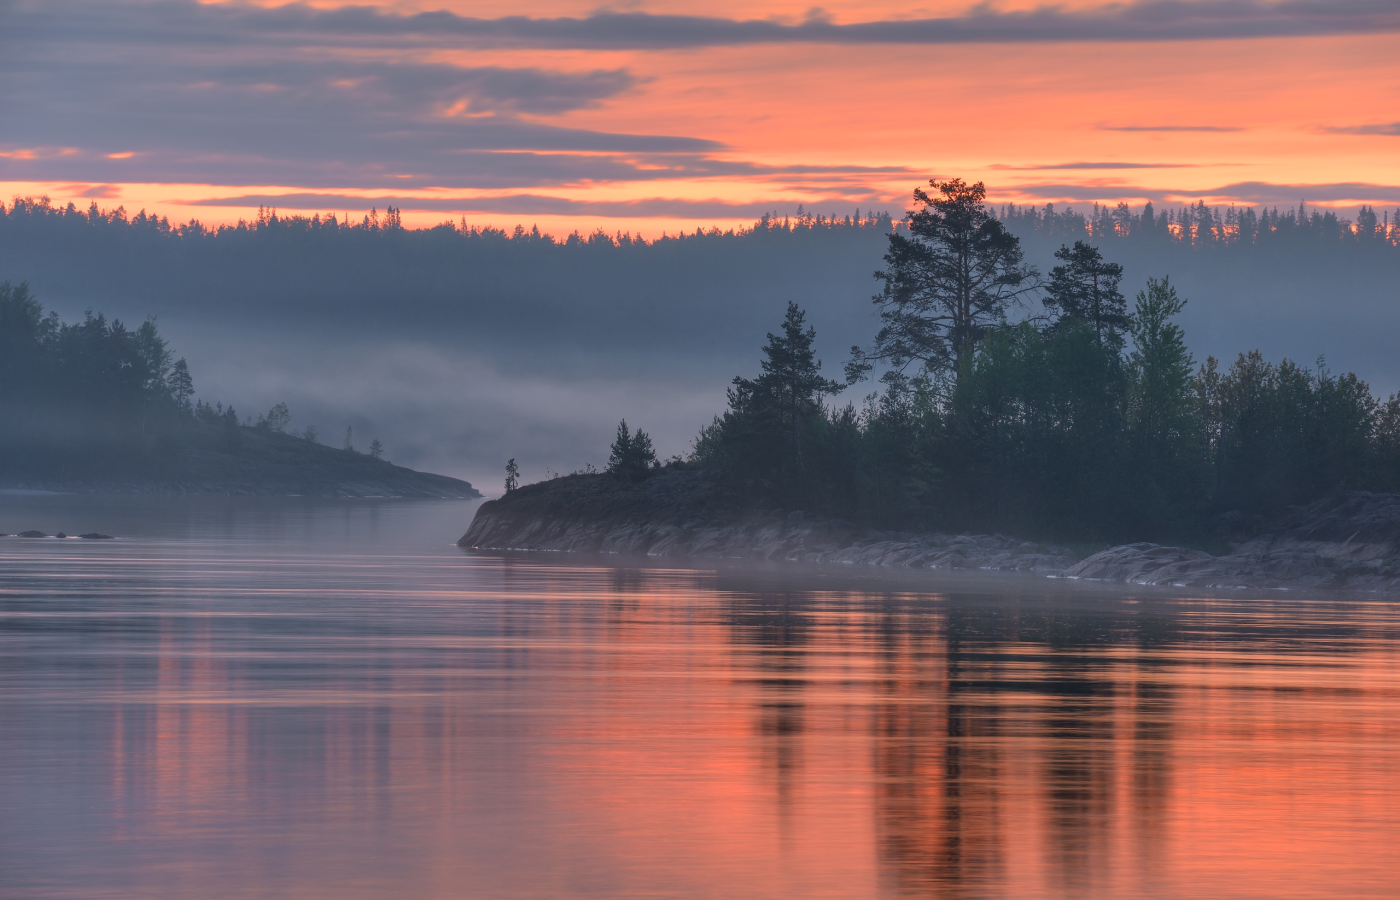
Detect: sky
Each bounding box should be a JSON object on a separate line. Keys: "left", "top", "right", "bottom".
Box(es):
{"left": 4, "top": 0, "right": 1400, "bottom": 236}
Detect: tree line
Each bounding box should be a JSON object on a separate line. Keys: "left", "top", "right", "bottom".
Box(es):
{"left": 5, "top": 194, "right": 1398, "bottom": 250}
{"left": 624, "top": 180, "right": 1400, "bottom": 543}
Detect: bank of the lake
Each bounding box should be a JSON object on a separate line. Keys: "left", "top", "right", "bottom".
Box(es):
{"left": 3, "top": 425, "right": 479, "bottom": 498}
{"left": 460, "top": 470, "right": 1400, "bottom": 593}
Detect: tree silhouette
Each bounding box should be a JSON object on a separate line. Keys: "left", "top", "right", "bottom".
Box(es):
{"left": 731, "top": 302, "right": 844, "bottom": 472}
{"left": 1045, "top": 241, "right": 1128, "bottom": 344}
{"left": 607, "top": 419, "right": 657, "bottom": 481}
{"left": 852, "top": 179, "right": 1038, "bottom": 387}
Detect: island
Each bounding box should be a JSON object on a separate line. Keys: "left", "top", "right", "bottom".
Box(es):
{"left": 0, "top": 281, "right": 478, "bottom": 498}
{"left": 5, "top": 422, "right": 479, "bottom": 497}
{"left": 462, "top": 180, "right": 1400, "bottom": 594}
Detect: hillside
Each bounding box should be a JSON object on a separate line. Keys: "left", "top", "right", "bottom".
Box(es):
{"left": 5, "top": 424, "right": 479, "bottom": 498}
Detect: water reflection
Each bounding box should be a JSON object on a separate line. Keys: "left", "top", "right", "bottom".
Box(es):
{"left": 1, "top": 498, "right": 1397, "bottom": 899}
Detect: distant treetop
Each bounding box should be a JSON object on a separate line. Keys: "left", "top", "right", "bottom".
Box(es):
{"left": 3, "top": 194, "right": 1394, "bottom": 251}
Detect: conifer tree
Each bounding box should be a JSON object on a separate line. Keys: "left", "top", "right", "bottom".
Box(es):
{"left": 1045, "top": 241, "right": 1128, "bottom": 344}
{"left": 852, "top": 179, "right": 1037, "bottom": 386}
{"left": 607, "top": 419, "right": 657, "bottom": 481}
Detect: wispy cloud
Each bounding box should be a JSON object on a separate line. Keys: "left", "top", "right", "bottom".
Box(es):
{"left": 18, "top": 0, "right": 1398, "bottom": 50}
{"left": 1006, "top": 180, "right": 1400, "bottom": 206}
{"left": 991, "top": 161, "right": 1208, "bottom": 170}
{"left": 1318, "top": 122, "right": 1400, "bottom": 135}
{"left": 1097, "top": 124, "right": 1245, "bottom": 132}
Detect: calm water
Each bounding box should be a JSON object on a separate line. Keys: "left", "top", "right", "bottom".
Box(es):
{"left": 1, "top": 495, "right": 1397, "bottom": 900}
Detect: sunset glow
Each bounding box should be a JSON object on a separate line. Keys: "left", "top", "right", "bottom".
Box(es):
{"left": 5, "top": 0, "right": 1399, "bottom": 234}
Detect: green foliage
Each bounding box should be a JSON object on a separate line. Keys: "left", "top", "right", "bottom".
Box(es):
{"left": 852, "top": 179, "right": 1039, "bottom": 386}
{"left": 1045, "top": 240, "right": 1128, "bottom": 345}
{"left": 1198, "top": 351, "right": 1378, "bottom": 515}
{"left": 607, "top": 420, "right": 657, "bottom": 482}
{"left": 695, "top": 259, "right": 1400, "bottom": 543}
{"left": 0, "top": 281, "right": 395, "bottom": 485}
{"left": 257, "top": 402, "right": 292, "bottom": 432}
{"left": 0, "top": 280, "right": 196, "bottom": 479}
{"left": 702, "top": 303, "right": 846, "bottom": 505}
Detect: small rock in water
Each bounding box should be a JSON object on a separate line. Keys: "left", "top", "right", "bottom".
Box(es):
{"left": 79, "top": 533, "right": 114, "bottom": 540}
{"left": 55, "top": 532, "right": 67, "bottom": 539}
{"left": 19, "top": 530, "right": 48, "bottom": 538}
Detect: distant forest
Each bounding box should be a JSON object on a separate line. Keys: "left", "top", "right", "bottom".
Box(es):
{"left": 4, "top": 192, "right": 1397, "bottom": 248}
{"left": 3, "top": 190, "right": 1394, "bottom": 369}
{"left": 604, "top": 181, "right": 1400, "bottom": 543}
{"left": 3, "top": 188, "right": 1398, "bottom": 506}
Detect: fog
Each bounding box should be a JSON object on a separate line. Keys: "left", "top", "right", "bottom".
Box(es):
{"left": 2, "top": 202, "right": 1396, "bottom": 493}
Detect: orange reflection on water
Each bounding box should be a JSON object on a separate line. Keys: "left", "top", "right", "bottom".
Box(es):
{"left": 4, "top": 549, "right": 1398, "bottom": 899}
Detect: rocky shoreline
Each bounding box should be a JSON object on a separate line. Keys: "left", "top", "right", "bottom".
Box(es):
{"left": 459, "top": 471, "right": 1400, "bottom": 594}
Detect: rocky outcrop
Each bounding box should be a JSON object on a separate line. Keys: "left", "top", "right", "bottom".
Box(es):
{"left": 459, "top": 470, "right": 1074, "bottom": 572}
{"left": 1064, "top": 492, "right": 1400, "bottom": 592}
{"left": 461, "top": 472, "right": 1400, "bottom": 594}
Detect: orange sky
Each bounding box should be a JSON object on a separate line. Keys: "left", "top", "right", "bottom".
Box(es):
{"left": 5, "top": 0, "right": 1399, "bottom": 235}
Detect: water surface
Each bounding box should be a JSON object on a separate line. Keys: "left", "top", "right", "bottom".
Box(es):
{"left": 1, "top": 496, "right": 1397, "bottom": 899}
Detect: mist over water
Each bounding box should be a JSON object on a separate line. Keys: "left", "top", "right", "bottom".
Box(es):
{"left": 2, "top": 496, "right": 1398, "bottom": 899}
{"left": 3, "top": 209, "right": 1397, "bottom": 488}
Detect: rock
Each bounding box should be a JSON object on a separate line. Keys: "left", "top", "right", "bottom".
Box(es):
{"left": 1064, "top": 492, "right": 1400, "bottom": 593}
{"left": 458, "top": 470, "right": 1077, "bottom": 574}
{"left": 459, "top": 474, "right": 1400, "bottom": 595}
{"left": 55, "top": 532, "right": 67, "bottom": 538}
{"left": 18, "top": 530, "right": 48, "bottom": 538}
{"left": 79, "top": 532, "right": 114, "bottom": 540}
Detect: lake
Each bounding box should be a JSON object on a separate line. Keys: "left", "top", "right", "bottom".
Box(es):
{"left": 1, "top": 495, "right": 1397, "bottom": 899}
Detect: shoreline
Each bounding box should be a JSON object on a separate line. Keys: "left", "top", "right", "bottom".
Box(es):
{"left": 459, "top": 471, "right": 1400, "bottom": 595}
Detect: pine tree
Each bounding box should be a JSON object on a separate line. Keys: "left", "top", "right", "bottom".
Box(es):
{"left": 369, "top": 438, "right": 383, "bottom": 459}
{"left": 169, "top": 358, "right": 194, "bottom": 412}
{"left": 853, "top": 179, "right": 1038, "bottom": 385}
{"left": 1045, "top": 241, "right": 1128, "bottom": 345}
{"left": 504, "top": 458, "right": 519, "bottom": 492}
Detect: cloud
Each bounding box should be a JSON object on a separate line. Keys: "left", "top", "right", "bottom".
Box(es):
{"left": 184, "top": 193, "right": 854, "bottom": 219}
{"left": 0, "top": 35, "right": 725, "bottom": 188}
{"left": 17, "top": 0, "right": 1399, "bottom": 51}
{"left": 57, "top": 183, "right": 123, "bottom": 199}
{"left": 0, "top": 1, "right": 921, "bottom": 191}
{"left": 1097, "top": 124, "right": 1245, "bottom": 132}
{"left": 1319, "top": 123, "right": 1400, "bottom": 136}
{"left": 1003, "top": 180, "right": 1400, "bottom": 206}
{"left": 991, "top": 161, "right": 1206, "bottom": 170}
